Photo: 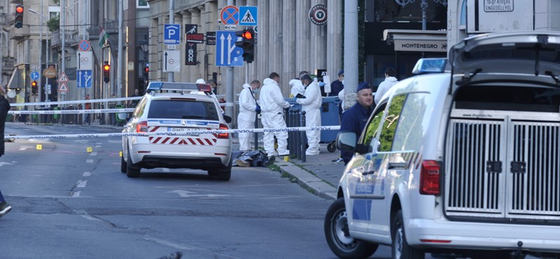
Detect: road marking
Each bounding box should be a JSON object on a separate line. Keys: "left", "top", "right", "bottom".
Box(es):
{"left": 162, "top": 168, "right": 170, "bottom": 172}
{"left": 0, "top": 162, "right": 14, "bottom": 167}
{"left": 74, "top": 210, "right": 101, "bottom": 221}
{"left": 89, "top": 152, "right": 97, "bottom": 156}
{"left": 77, "top": 180, "right": 87, "bottom": 188}
{"left": 71, "top": 191, "right": 81, "bottom": 197}
{"left": 86, "top": 159, "right": 94, "bottom": 163}
{"left": 83, "top": 171, "right": 92, "bottom": 177}
{"left": 143, "top": 236, "right": 195, "bottom": 250}
{"left": 167, "top": 190, "right": 230, "bottom": 198}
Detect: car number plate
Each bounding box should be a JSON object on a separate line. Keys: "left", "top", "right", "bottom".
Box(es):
{"left": 168, "top": 127, "right": 199, "bottom": 136}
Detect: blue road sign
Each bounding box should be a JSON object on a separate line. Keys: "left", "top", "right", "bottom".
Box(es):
{"left": 215, "top": 31, "right": 244, "bottom": 67}
{"left": 220, "top": 5, "right": 239, "bottom": 25}
{"left": 30, "top": 71, "right": 40, "bottom": 80}
{"left": 164, "top": 24, "right": 181, "bottom": 45}
{"left": 239, "top": 6, "right": 258, "bottom": 26}
{"left": 77, "top": 70, "right": 93, "bottom": 88}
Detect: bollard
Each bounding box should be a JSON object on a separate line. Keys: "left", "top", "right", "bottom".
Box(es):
{"left": 289, "top": 109, "right": 296, "bottom": 156}
{"left": 254, "top": 112, "right": 259, "bottom": 150}
{"left": 300, "top": 111, "right": 306, "bottom": 162}
{"left": 294, "top": 109, "right": 301, "bottom": 160}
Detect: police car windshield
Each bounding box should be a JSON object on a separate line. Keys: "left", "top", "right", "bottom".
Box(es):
{"left": 148, "top": 100, "right": 219, "bottom": 120}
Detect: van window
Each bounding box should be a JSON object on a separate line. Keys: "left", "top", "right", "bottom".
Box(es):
{"left": 148, "top": 100, "right": 219, "bottom": 120}
{"left": 362, "top": 104, "right": 386, "bottom": 149}
{"left": 133, "top": 97, "right": 148, "bottom": 118}
{"left": 379, "top": 94, "right": 407, "bottom": 152}
{"left": 392, "top": 93, "right": 429, "bottom": 151}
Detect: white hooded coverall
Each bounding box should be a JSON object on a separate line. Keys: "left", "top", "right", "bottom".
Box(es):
{"left": 296, "top": 80, "right": 322, "bottom": 155}
{"left": 289, "top": 79, "right": 305, "bottom": 98}
{"left": 237, "top": 83, "right": 258, "bottom": 151}
{"left": 259, "top": 78, "right": 291, "bottom": 156}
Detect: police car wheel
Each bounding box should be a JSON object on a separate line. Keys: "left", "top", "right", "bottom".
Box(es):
{"left": 392, "top": 210, "right": 424, "bottom": 259}
{"left": 327, "top": 142, "right": 336, "bottom": 153}
{"left": 208, "top": 160, "right": 232, "bottom": 181}
{"left": 126, "top": 146, "right": 141, "bottom": 178}
{"left": 324, "top": 198, "right": 378, "bottom": 258}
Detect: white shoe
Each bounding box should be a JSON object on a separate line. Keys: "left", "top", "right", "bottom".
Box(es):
{"left": 278, "top": 150, "right": 290, "bottom": 156}
{"left": 305, "top": 152, "right": 320, "bottom": 156}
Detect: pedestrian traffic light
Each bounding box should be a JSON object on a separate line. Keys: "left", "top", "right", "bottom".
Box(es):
{"left": 235, "top": 28, "right": 255, "bottom": 63}
{"left": 103, "top": 62, "right": 110, "bottom": 83}
{"left": 31, "top": 80, "right": 38, "bottom": 94}
{"left": 15, "top": 5, "right": 24, "bottom": 29}
{"left": 144, "top": 64, "right": 149, "bottom": 78}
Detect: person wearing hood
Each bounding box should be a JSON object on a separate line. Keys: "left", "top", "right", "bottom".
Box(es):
{"left": 296, "top": 75, "right": 322, "bottom": 155}
{"left": 374, "top": 67, "right": 398, "bottom": 105}
{"left": 260, "top": 72, "right": 291, "bottom": 157}
{"left": 289, "top": 71, "right": 309, "bottom": 98}
{"left": 0, "top": 86, "right": 12, "bottom": 218}
{"left": 340, "top": 82, "right": 373, "bottom": 164}
{"left": 196, "top": 78, "right": 224, "bottom": 113}
{"left": 237, "top": 80, "right": 261, "bottom": 151}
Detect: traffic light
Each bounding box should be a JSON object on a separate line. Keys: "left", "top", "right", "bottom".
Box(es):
{"left": 31, "top": 80, "right": 38, "bottom": 94}
{"left": 15, "top": 5, "right": 24, "bottom": 29}
{"left": 235, "top": 28, "right": 255, "bottom": 63}
{"left": 103, "top": 61, "right": 110, "bottom": 83}
{"left": 144, "top": 64, "right": 149, "bottom": 79}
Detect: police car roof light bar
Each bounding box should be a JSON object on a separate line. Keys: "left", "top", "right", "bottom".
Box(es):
{"left": 412, "top": 58, "right": 448, "bottom": 75}
{"left": 146, "top": 82, "right": 212, "bottom": 94}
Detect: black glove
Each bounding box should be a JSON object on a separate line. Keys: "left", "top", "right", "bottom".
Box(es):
{"left": 255, "top": 105, "right": 261, "bottom": 114}
{"left": 296, "top": 93, "right": 306, "bottom": 99}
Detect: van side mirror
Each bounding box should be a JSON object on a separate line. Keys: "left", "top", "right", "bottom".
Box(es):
{"left": 336, "top": 131, "right": 356, "bottom": 151}
{"left": 223, "top": 115, "right": 232, "bottom": 123}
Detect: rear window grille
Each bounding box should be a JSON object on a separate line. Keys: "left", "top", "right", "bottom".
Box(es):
{"left": 148, "top": 100, "right": 219, "bottom": 120}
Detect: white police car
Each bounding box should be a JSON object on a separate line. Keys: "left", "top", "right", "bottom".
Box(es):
{"left": 325, "top": 32, "right": 560, "bottom": 259}
{"left": 120, "top": 82, "right": 233, "bottom": 180}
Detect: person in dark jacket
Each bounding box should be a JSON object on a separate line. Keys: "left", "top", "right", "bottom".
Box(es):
{"left": 340, "top": 82, "right": 373, "bottom": 164}
{"left": 329, "top": 70, "right": 344, "bottom": 97}
{"left": 0, "top": 86, "right": 12, "bottom": 218}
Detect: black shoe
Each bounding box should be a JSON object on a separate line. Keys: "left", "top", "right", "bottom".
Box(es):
{"left": 0, "top": 201, "right": 12, "bottom": 218}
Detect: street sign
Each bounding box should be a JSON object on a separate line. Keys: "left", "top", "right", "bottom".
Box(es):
{"left": 220, "top": 5, "right": 239, "bottom": 25}
{"left": 30, "top": 71, "right": 40, "bottom": 80}
{"left": 58, "top": 72, "right": 69, "bottom": 83}
{"left": 186, "top": 33, "right": 204, "bottom": 43}
{"left": 77, "top": 70, "right": 93, "bottom": 88}
{"left": 215, "top": 31, "right": 243, "bottom": 67}
{"left": 58, "top": 82, "right": 68, "bottom": 93}
{"left": 239, "top": 6, "right": 258, "bottom": 26}
{"left": 164, "top": 24, "right": 181, "bottom": 45}
{"left": 163, "top": 50, "right": 180, "bottom": 72}
{"left": 206, "top": 32, "right": 216, "bottom": 45}
{"left": 78, "top": 40, "right": 91, "bottom": 51}
{"left": 43, "top": 67, "right": 56, "bottom": 78}
{"left": 77, "top": 51, "right": 93, "bottom": 70}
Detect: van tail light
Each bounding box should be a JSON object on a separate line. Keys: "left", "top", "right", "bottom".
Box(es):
{"left": 420, "top": 160, "right": 440, "bottom": 195}
{"left": 218, "top": 123, "right": 229, "bottom": 139}
{"left": 136, "top": 121, "right": 148, "bottom": 133}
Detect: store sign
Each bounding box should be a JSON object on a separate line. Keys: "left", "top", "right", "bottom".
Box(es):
{"left": 393, "top": 40, "right": 447, "bottom": 53}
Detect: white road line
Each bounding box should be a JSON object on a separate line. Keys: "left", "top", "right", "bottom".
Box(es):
{"left": 162, "top": 168, "right": 170, "bottom": 172}
{"left": 77, "top": 180, "right": 87, "bottom": 188}
{"left": 89, "top": 152, "right": 98, "bottom": 156}
{"left": 86, "top": 159, "right": 94, "bottom": 163}
{"left": 143, "top": 236, "right": 195, "bottom": 250}
{"left": 83, "top": 172, "right": 92, "bottom": 177}
{"left": 71, "top": 191, "right": 81, "bottom": 197}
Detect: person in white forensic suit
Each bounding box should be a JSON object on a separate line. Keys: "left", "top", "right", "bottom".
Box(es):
{"left": 237, "top": 80, "right": 261, "bottom": 152}
{"left": 260, "top": 72, "right": 291, "bottom": 157}
{"left": 296, "top": 75, "right": 322, "bottom": 155}
{"left": 289, "top": 71, "right": 309, "bottom": 98}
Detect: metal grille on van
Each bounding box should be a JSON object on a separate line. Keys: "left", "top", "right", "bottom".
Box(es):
{"left": 445, "top": 118, "right": 560, "bottom": 220}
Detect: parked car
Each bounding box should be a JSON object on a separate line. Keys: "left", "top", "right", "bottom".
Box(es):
{"left": 325, "top": 31, "right": 560, "bottom": 259}
{"left": 121, "top": 81, "right": 233, "bottom": 180}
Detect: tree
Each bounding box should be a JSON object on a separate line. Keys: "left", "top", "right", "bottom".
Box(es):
{"left": 46, "top": 16, "right": 60, "bottom": 32}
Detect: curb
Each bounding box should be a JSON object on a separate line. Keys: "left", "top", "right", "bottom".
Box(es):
{"left": 275, "top": 159, "right": 337, "bottom": 200}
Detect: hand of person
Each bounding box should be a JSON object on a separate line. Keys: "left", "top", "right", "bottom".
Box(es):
{"left": 318, "top": 82, "right": 325, "bottom": 87}
{"left": 296, "top": 93, "right": 306, "bottom": 99}
{"left": 255, "top": 105, "right": 261, "bottom": 113}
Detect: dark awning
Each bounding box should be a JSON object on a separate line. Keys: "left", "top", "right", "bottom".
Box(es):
{"left": 383, "top": 29, "right": 447, "bottom": 53}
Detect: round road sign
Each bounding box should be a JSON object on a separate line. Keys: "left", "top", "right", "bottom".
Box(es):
{"left": 309, "top": 4, "right": 327, "bottom": 25}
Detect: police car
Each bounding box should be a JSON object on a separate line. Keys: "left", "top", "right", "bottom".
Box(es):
{"left": 120, "top": 82, "right": 233, "bottom": 180}
{"left": 325, "top": 32, "right": 560, "bottom": 259}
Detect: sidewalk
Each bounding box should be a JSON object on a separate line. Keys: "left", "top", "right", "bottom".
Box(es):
{"left": 273, "top": 144, "right": 345, "bottom": 200}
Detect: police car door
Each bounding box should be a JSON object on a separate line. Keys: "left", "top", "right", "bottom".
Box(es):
{"left": 346, "top": 104, "right": 387, "bottom": 235}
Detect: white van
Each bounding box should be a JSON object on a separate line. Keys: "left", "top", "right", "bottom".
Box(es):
{"left": 324, "top": 32, "right": 560, "bottom": 259}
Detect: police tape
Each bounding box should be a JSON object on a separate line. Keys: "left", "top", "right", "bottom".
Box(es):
{"left": 9, "top": 96, "right": 142, "bottom": 107}
{"left": 8, "top": 108, "right": 135, "bottom": 115}
{"left": 3, "top": 125, "right": 342, "bottom": 140}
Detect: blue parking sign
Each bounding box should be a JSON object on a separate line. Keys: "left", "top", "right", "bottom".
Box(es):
{"left": 164, "top": 24, "right": 180, "bottom": 45}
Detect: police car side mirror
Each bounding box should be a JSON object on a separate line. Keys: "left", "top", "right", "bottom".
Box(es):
{"left": 336, "top": 131, "right": 356, "bottom": 152}
{"left": 223, "top": 115, "right": 232, "bottom": 123}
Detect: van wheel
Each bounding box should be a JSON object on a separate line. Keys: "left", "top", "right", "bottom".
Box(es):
{"left": 324, "top": 198, "right": 378, "bottom": 258}
{"left": 392, "top": 210, "right": 424, "bottom": 259}
{"left": 126, "top": 147, "right": 141, "bottom": 178}
{"left": 120, "top": 152, "right": 126, "bottom": 173}
{"left": 327, "top": 142, "right": 337, "bottom": 153}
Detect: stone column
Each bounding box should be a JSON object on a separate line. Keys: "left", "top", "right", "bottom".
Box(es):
{"left": 282, "top": 0, "right": 296, "bottom": 89}
{"left": 310, "top": 0, "right": 328, "bottom": 77}
{"left": 327, "top": 0, "right": 342, "bottom": 81}
{"left": 181, "top": 10, "right": 192, "bottom": 82}
{"left": 296, "top": 0, "right": 311, "bottom": 73}
{"left": 257, "top": 0, "right": 270, "bottom": 81}
{"left": 204, "top": 1, "right": 218, "bottom": 82}
{"left": 268, "top": 0, "right": 283, "bottom": 85}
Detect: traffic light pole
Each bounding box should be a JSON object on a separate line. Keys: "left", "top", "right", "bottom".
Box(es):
{"left": 167, "top": 0, "right": 175, "bottom": 82}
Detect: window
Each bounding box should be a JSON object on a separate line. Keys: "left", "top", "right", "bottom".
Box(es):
{"left": 133, "top": 97, "right": 148, "bottom": 118}
{"left": 392, "top": 93, "right": 429, "bottom": 151}
{"left": 148, "top": 100, "right": 219, "bottom": 120}
{"left": 362, "top": 104, "right": 386, "bottom": 149}
{"left": 137, "top": 0, "right": 149, "bottom": 8}
{"left": 379, "top": 94, "right": 407, "bottom": 152}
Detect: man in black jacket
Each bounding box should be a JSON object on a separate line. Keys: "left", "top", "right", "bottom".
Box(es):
{"left": 0, "top": 86, "right": 12, "bottom": 218}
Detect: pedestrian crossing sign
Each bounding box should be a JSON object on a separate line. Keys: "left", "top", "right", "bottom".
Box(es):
{"left": 239, "top": 6, "right": 257, "bottom": 26}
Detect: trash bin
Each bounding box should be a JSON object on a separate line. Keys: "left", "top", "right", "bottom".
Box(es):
{"left": 53, "top": 107, "right": 61, "bottom": 123}
{"left": 320, "top": 96, "right": 341, "bottom": 152}
{"left": 115, "top": 104, "right": 127, "bottom": 125}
